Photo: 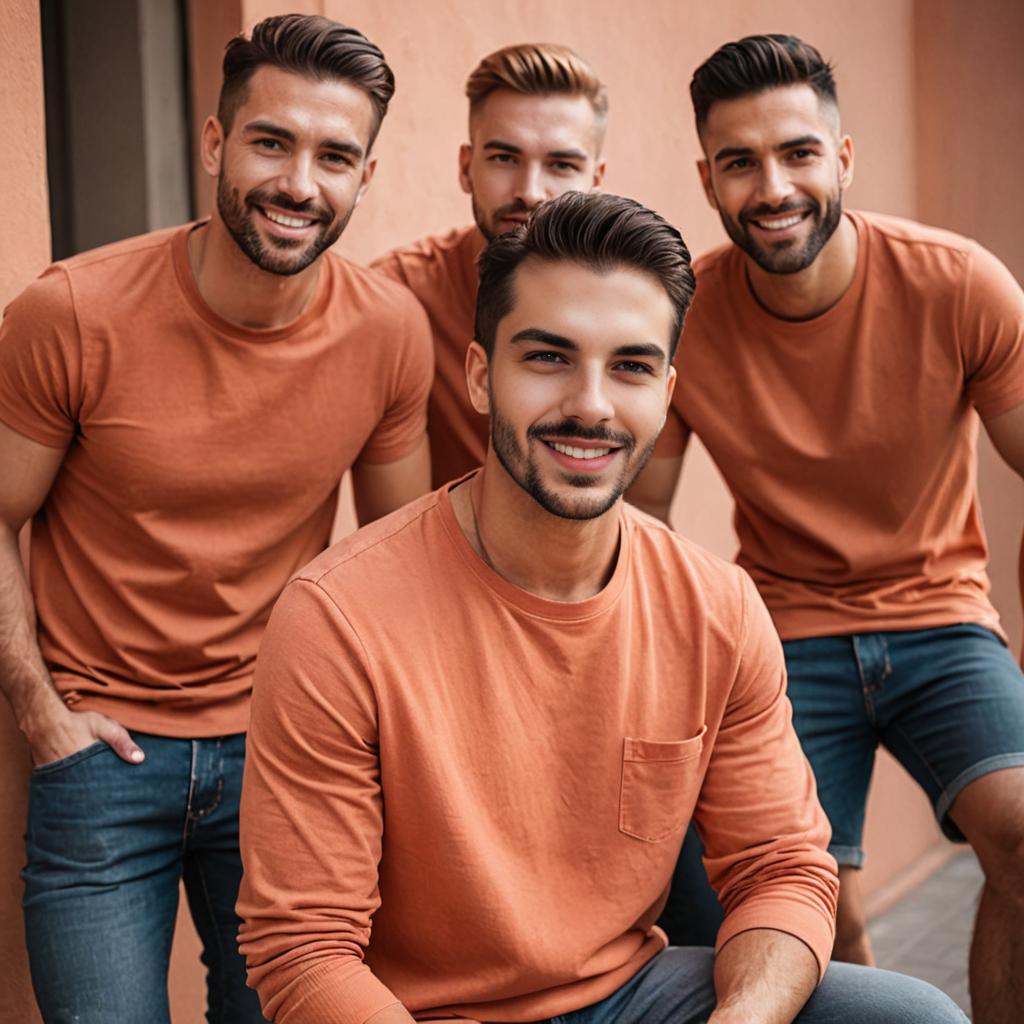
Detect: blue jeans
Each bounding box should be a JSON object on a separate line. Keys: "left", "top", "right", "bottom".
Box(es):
{"left": 22, "top": 732, "right": 266, "bottom": 1024}
{"left": 543, "top": 947, "right": 968, "bottom": 1023}
{"left": 785, "top": 624, "right": 1024, "bottom": 865}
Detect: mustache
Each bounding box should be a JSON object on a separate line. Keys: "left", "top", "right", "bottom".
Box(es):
{"left": 739, "top": 200, "right": 817, "bottom": 224}
{"left": 527, "top": 420, "right": 635, "bottom": 449}
{"left": 247, "top": 189, "right": 330, "bottom": 222}
{"left": 493, "top": 199, "right": 534, "bottom": 220}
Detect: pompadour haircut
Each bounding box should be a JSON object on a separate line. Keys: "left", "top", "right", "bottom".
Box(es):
{"left": 690, "top": 34, "right": 837, "bottom": 132}
{"left": 475, "top": 191, "right": 695, "bottom": 358}
{"left": 217, "top": 14, "right": 394, "bottom": 148}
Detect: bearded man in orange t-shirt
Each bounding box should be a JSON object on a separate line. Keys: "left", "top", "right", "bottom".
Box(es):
{"left": 0, "top": 15, "right": 433, "bottom": 1023}
{"left": 373, "top": 43, "right": 607, "bottom": 488}
{"left": 630, "top": 34, "right": 1024, "bottom": 1024}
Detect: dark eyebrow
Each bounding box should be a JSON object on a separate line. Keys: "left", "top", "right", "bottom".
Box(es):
{"left": 510, "top": 328, "right": 577, "bottom": 350}
{"left": 714, "top": 134, "right": 825, "bottom": 164}
{"left": 242, "top": 120, "right": 364, "bottom": 160}
{"left": 483, "top": 140, "right": 523, "bottom": 154}
{"left": 482, "top": 140, "right": 587, "bottom": 163}
{"left": 612, "top": 343, "right": 666, "bottom": 364}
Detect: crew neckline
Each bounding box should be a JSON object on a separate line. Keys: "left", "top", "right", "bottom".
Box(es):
{"left": 172, "top": 221, "right": 334, "bottom": 343}
{"left": 437, "top": 474, "right": 632, "bottom": 622}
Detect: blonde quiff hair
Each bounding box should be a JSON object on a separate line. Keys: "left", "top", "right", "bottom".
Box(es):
{"left": 465, "top": 43, "right": 608, "bottom": 139}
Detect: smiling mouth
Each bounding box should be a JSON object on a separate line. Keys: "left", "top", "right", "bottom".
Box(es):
{"left": 747, "top": 210, "right": 810, "bottom": 232}
{"left": 547, "top": 441, "right": 615, "bottom": 460}
{"left": 256, "top": 206, "right": 323, "bottom": 230}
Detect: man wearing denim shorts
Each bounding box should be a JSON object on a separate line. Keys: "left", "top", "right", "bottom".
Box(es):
{"left": 0, "top": 15, "right": 432, "bottom": 1023}
{"left": 629, "top": 34, "right": 1024, "bottom": 1024}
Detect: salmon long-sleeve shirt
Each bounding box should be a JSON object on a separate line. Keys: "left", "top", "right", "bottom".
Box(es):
{"left": 238, "top": 483, "right": 837, "bottom": 1023}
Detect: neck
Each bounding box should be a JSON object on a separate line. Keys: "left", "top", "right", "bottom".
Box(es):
{"left": 745, "top": 213, "right": 858, "bottom": 321}
{"left": 451, "top": 457, "right": 622, "bottom": 602}
{"left": 187, "top": 218, "right": 321, "bottom": 329}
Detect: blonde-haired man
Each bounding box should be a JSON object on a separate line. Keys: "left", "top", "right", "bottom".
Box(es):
{"left": 373, "top": 43, "right": 607, "bottom": 487}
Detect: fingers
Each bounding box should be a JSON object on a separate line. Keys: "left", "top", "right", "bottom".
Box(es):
{"left": 91, "top": 713, "right": 145, "bottom": 764}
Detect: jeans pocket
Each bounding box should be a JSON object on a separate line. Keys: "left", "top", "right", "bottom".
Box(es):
{"left": 31, "top": 739, "right": 108, "bottom": 777}
{"left": 619, "top": 726, "right": 706, "bottom": 842}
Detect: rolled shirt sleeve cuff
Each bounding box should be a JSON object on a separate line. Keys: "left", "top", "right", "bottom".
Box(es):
{"left": 268, "top": 959, "right": 402, "bottom": 1024}
{"left": 714, "top": 898, "right": 836, "bottom": 981}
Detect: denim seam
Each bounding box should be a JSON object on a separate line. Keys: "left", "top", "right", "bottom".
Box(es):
{"left": 827, "top": 842, "right": 866, "bottom": 869}
{"left": 935, "top": 753, "right": 1024, "bottom": 827}
{"left": 182, "top": 740, "right": 198, "bottom": 851}
{"left": 192, "top": 853, "right": 229, "bottom": 1023}
{"left": 884, "top": 718, "right": 950, "bottom": 796}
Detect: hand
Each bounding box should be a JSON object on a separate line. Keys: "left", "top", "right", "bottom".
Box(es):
{"left": 24, "top": 704, "right": 145, "bottom": 767}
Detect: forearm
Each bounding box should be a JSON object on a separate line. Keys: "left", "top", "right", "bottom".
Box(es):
{"left": 710, "top": 928, "right": 819, "bottom": 1024}
{"left": 0, "top": 525, "right": 61, "bottom": 729}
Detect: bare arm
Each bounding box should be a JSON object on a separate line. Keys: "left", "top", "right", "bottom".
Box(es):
{"left": 351, "top": 434, "right": 431, "bottom": 526}
{"left": 709, "top": 928, "right": 819, "bottom": 1024}
{"left": 625, "top": 450, "right": 686, "bottom": 523}
{"left": 0, "top": 420, "right": 143, "bottom": 765}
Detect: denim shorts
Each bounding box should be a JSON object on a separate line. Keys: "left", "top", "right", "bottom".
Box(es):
{"left": 783, "top": 623, "right": 1024, "bottom": 867}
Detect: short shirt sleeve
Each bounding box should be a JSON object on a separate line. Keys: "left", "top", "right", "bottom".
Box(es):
{"left": 961, "top": 244, "right": 1024, "bottom": 420}
{"left": 356, "top": 284, "right": 434, "bottom": 465}
{"left": 0, "top": 266, "right": 82, "bottom": 449}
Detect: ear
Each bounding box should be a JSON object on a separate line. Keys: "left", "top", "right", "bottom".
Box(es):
{"left": 354, "top": 156, "right": 378, "bottom": 207}
{"left": 201, "top": 116, "right": 225, "bottom": 178}
{"left": 458, "top": 143, "right": 473, "bottom": 195}
{"left": 592, "top": 158, "right": 607, "bottom": 190}
{"left": 465, "top": 340, "right": 491, "bottom": 415}
{"left": 837, "top": 134, "right": 855, "bottom": 191}
{"left": 664, "top": 364, "right": 677, "bottom": 411}
{"left": 697, "top": 158, "right": 718, "bottom": 210}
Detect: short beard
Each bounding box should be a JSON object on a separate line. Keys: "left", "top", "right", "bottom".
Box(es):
{"left": 725, "top": 192, "right": 843, "bottom": 275}
{"left": 490, "top": 407, "right": 655, "bottom": 521}
{"left": 471, "top": 197, "right": 533, "bottom": 243}
{"left": 216, "top": 179, "right": 351, "bottom": 276}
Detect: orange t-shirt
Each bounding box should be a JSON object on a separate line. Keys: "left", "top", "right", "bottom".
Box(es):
{"left": 238, "top": 483, "right": 837, "bottom": 1023}
{"left": 0, "top": 224, "right": 433, "bottom": 736}
{"left": 373, "top": 226, "right": 487, "bottom": 487}
{"left": 663, "top": 211, "right": 1024, "bottom": 641}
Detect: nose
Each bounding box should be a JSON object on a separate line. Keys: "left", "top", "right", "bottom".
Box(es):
{"left": 275, "top": 155, "right": 318, "bottom": 205}
{"left": 514, "top": 163, "right": 548, "bottom": 209}
{"left": 757, "top": 158, "right": 795, "bottom": 208}
{"left": 561, "top": 364, "right": 615, "bottom": 426}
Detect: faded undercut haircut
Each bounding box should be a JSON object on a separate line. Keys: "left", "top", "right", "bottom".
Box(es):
{"left": 690, "top": 34, "right": 838, "bottom": 134}
{"left": 466, "top": 43, "right": 609, "bottom": 143}
{"left": 217, "top": 14, "right": 395, "bottom": 148}
{"left": 475, "top": 192, "right": 695, "bottom": 359}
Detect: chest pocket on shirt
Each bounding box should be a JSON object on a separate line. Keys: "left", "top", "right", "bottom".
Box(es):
{"left": 619, "top": 726, "right": 707, "bottom": 842}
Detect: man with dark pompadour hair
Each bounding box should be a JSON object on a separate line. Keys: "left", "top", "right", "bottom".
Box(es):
{"left": 631, "top": 33, "right": 1024, "bottom": 1023}
{"left": 373, "top": 42, "right": 608, "bottom": 489}
{"left": 0, "top": 14, "right": 432, "bottom": 1022}
{"left": 239, "top": 191, "right": 965, "bottom": 1024}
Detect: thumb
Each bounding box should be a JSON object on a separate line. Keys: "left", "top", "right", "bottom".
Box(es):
{"left": 93, "top": 714, "right": 145, "bottom": 765}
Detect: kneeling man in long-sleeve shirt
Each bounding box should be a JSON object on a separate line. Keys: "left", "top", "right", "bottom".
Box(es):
{"left": 236, "top": 192, "right": 966, "bottom": 1024}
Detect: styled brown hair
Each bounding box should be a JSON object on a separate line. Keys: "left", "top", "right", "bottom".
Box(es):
{"left": 465, "top": 43, "right": 608, "bottom": 131}
{"left": 475, "top": 192, "right": 695, "bottom": 357}
{"left": 217, "top": 14, "right": 395, "bottom": 148}
{"left": 690, "top": 34, "right": 837, "bottom": 132}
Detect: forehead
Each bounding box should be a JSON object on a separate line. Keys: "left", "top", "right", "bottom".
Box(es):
{"left": 499, "top": 259, "right": 674, "bottom": 352}
{"left": 470, "top": 90, "right": 600, "bottom": 154}
{"left": 232, "top": 65, "right": 376, "bottom": 147}
{"left": 702, "top": 84, "right": 836, "bottom": 153}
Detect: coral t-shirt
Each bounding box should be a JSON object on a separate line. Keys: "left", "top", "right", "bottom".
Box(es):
{"left": 0, "top": 223, "right": 433, "bottom": 736}
{"left": 373, "top": 226, "right": 487, "bottom": 487}
{"left": 238, "top": 483, "right": 836, "bottom": 1023}
{"left": 663, "top": 212, "right": 1024, "bottom": 641}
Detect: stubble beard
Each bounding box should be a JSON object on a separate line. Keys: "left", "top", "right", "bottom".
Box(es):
{"left": 489, "top": 404, "right": 656, "bottom": 521}
{"left": 216, "top": 178, "right": 352, "bottom": 276}
{"left": 724, "top": 190, "right": 844, "bottom": 275}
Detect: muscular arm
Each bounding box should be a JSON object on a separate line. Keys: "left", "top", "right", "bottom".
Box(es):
{"left": 710, "top": 928, "right": 819, "bottom": 1024}
{"left": 351, "top": 434, "right": 431, "bottom": 525}
{"left": 0, "top": 420, "right": 142, "bottom": 765}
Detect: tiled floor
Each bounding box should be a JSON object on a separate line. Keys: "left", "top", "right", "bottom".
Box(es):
{"left": 868, "top": 851, "right": 983, "bottom": 1017}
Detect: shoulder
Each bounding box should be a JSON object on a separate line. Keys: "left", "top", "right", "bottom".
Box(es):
{"left": 684, "top": 242, "right": 741, "bottom": 321}
{"left": 371, "top": 226, "right": 481, "bottom": 293}
{"left": 296, "top": 489, "right": 443, "bottom": 599}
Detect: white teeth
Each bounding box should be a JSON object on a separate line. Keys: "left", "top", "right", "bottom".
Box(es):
{"left": 753, "top": 213, "right": 803, "bottom": 230}
{"left": 263, "top": 209, "right": 313, "bottom": 228}
{"left": 550, "top": 442, "right": 613, "bottom": 460}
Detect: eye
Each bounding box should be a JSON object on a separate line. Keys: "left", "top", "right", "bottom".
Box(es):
{"left": 551, "top": 161, "right": 582, "bottom": 174}
{"left": 615, "top": 360, "right": 655, "bottom": 376}
{"left": 525, "top": 350, "right": 568, "bottom": 365}
{"left": 487, "top": 152, "right": 517, "bottom": 165}
{"left": 787, "top": 148, "right": 817, "bottom": 161}
{"left": 321, "top": 151, "right": 354, "bottom": 167}
{"left": 255, "top": 138, "right": 283, "bottom": 152}
{"left": 724, "top": 157, "right": 752, "bottom": 171}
